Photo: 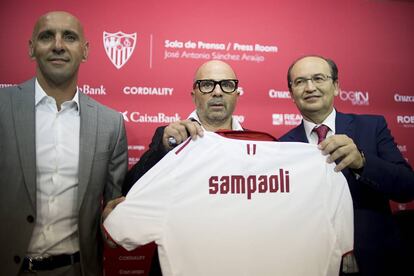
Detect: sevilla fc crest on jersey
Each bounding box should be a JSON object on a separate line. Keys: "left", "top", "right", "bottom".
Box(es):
{"left": 103, "top": 31, "right": 137, "bottom": 69}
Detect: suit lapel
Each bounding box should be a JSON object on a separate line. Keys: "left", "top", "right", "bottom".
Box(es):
{"left": 334, "top": 112, "right": 356, "bottom": 179}
{"left": 288, "top": 122, "right": 309, "bottom": 143}
{"left": 12, "top": 79, "right": 37, "bottom": 209}
{"left": 335, "top": 111, "right": 354, "bottom": 138}
{"left": 78, "top": 93, "right": 98, "bottom": 209}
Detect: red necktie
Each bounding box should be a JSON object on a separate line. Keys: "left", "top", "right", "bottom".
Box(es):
{"left": 313, "top": 124, "right": 329, "bottom": 144}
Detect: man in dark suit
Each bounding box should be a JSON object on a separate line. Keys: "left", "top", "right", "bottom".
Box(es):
{"left": 0, "top": 11, "right": 128, "bottom": 275}
{"left": 279, "top": 55, "right": 414, "bottom": 276}
{"left": 122, "top": 60, "right": 242, "bottom": 275}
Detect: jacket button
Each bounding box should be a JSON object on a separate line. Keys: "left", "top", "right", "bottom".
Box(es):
{"left": 27, "top": 215, "right": 34, "bottom": 223}
{"left": 14, "top": 255, "right": 21, "bottom": 263}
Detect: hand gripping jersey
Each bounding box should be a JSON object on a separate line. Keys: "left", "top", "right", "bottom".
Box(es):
{"left": 104, "top": 131, "right": 353, "bottom": 276}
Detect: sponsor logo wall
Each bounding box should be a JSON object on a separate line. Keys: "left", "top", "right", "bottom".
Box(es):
{"left": 1, "top": 0, "right": 413, "bottom": 275}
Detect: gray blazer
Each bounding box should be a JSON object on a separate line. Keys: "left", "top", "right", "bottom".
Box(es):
{"left": 0, "top": 79, "right": 128, "bottom": 276}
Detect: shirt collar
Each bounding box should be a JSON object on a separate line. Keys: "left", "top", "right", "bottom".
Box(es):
{"left": 187, "top": 110, "right": 243, "bottom": 131}
{"left": 35, "top": 78, "right": 80, "bottom": 113}
{"left": 303, "top": 108, "right": 336, "bottom": 137}
{"left": 34, "top": 79, "right": 48, "bottom": 107}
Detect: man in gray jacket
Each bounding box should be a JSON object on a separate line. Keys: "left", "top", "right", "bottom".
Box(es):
{"left": 0, "top": 11, "right": 127, "bottom": 275}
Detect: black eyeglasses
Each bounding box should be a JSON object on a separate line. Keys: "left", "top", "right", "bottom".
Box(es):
{"left": 193, "top": 79, "right": 239, "bottom": 94}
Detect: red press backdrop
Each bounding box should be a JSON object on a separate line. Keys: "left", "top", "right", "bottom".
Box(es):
{"left": 1, "top": 0, "right": 413, "bottom": 275}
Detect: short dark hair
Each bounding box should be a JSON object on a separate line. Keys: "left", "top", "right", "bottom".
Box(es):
{"left": 287, "top": 55, "right": 338, "bottom": 90}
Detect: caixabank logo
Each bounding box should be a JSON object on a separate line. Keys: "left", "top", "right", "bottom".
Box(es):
{"left": 396, "top": 115, "right": 414, "bottom": 128}
{"left": 77, "top": 84, "right": 107, "bottom": 95}
{"left": 339, "top": 90, "right": 369, "bottom": 106}
{"left": 103, "top": 31, "right": 137, "bottom": 69}
{"left": 272, "top": 114, "right": 302, "bottom": 126}
{"left": 122, "top": 111, "right": 181, "bottom": 123}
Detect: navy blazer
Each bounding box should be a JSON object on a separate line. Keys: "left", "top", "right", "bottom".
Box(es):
{"left": 280, "top": 111, "right": 414, "bottom": 275}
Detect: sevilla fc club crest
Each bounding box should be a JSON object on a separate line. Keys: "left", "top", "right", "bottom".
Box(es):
{"left": 103, "top": 31, "right": 137, "bottom": 69}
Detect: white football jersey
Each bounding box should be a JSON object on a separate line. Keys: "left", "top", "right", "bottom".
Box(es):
{"left": 104, "top": 131, "right": 353, "bottom": 276}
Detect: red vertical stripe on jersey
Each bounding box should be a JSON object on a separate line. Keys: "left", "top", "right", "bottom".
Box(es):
{"left": 175, "top": 138, "right": 192, "bottom": 155}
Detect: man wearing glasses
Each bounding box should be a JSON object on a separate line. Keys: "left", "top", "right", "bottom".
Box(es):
{"left": 280, "top": 55, "right": 414, "bottom": 276}
{"left": 122, "top": 60, "right": 241, "bottom": 276}
{"left": 123, "top": 60, "right": 242, "bottom": 193}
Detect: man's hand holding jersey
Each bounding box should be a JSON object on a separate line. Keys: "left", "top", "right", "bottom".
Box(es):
{"left": 162, "top": 120, "right": 204, "bottom": 150}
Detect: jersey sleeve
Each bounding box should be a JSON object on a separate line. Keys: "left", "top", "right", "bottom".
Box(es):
{"left": 326, "top": 166, "right": 354, "bottom": 255}
{"left": 103, "top": 149, "right": 179, "bottom": 251}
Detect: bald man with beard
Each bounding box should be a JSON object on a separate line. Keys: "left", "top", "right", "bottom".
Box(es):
{"left": 123, "top": 60, "right": 242, "bottom": 193}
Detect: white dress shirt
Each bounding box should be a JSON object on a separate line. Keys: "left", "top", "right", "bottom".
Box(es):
{"left": 303, "top": 109, "right": 336, "bottom": 144}
{"left": 27, "top": 79, "right": 80, "bottom": 257}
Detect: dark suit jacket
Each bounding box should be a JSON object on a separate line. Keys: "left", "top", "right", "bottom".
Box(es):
{"left": 279, "top": 111, "right": 414, "bottom": 276}
{"left": 0, "top": 79, "right": 128, "bottom": 276}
